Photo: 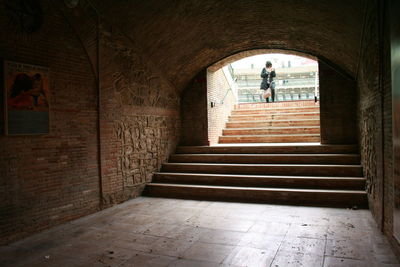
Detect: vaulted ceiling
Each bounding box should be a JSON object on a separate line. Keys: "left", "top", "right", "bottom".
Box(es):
{"left": 94, "top": 0, "right": 366, "bottom": 91}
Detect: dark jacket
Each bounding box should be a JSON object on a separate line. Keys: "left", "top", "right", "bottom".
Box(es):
{"left": 260, "top": 68, "right": 276, "bottom": 90}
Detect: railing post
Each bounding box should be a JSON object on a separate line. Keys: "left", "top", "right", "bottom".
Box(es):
{"left": 315, "top": 70, "right": 319, "bottom": 101}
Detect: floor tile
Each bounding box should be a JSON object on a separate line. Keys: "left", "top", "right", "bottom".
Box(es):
{"left": 198, "top": 229, "right": 245, "bottom": 245}
{"left": 45, "top": 239, "right": 103, "bottom": 258}
{"left": 109, "top": 233, "right": 159, "bottom": 253}
{"left": 181, "top": 242, "right": 234, "bottom": 263}
{"left": 223, "top": 246, "right": 276, "bottom": 267}
{"left": 164, "top": 225, "right": 209, "bottom": 242}
{"left": 325, "top": 239, "right": 370, "bottom": 260}
{"left": 168, "top": 258, "right": 220, "bottom": 267}
{"left": 158, "top": 211, "right": 198, "bottom": 224}
{"left": 238, "top": 233, "right": 283, "bottom": 250}
{"left": 93, "top": 246, "right": 135, "bottom": 266}
{"left": 249, "top": 221, "right": 290, "bottom": 236}
{"left": 150, "top": 237, "right": 194, "bottom": 257}
{"left": 210, "top": 218, "right": 254, "bottom": 232}
{"left": 271, "top": 250, "right": 324, "bottom": 267}
{"left": 20, "top": 255, "right": 82, "bottom": 267}
{"left": 323, "top": 256, "right": 365, "bottom": 267}
{"left": 291, "top": 215, "right": 332, "bottom": 226}
{"left": 224, "top": 210, "right": 262, "bottom": 221}
{"left": 286, "top": 223, "right": 328, "bottom": 239}
{"left": 279, "top": 237, "right": 326, "bottom": 256}
{"left": 143, "top": 222, "right": 180, "bottom": 237}
{"left": 198, "top": 207, "right": 232, "bottom": 218}
{"left": 327, "top": 225, "right": 371, "bottom": 240}
{"left": 323, "top": 256, "right": 400, "bottom": 267}
{"left": 186, "top": 216, "right": 254, "bottom": 232}
{"left": 120, "top": 251, "right": 177, "bottom": 267}
{"left": 0, "top": 246, "right": 46, "bottom": 267}
{"left": 258, "top": 214, "right": 298, "bottom": 223}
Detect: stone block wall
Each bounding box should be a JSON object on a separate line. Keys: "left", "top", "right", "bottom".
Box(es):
{"left": 207, "top": 68, "right": 236, "bottom": 145}
{"left": 0, "top": 0, "right": 180, "bottom": 245}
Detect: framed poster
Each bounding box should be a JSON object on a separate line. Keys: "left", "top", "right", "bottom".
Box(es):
{"left": 3, "top": 61, "right": 49, "bottom": 135}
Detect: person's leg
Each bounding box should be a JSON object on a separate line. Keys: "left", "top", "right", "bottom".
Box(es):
{"left": 271, "top": 88, "right": 276, "bottom": 102}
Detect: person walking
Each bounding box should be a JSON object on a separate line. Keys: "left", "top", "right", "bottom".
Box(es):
{"left": 260, "top": 61, "right": 276, "bottom": 103}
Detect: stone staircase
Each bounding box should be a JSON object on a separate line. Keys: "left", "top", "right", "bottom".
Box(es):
{"left": 144, "top": 144, "right": 367, "bottom": 208}
{"left": 144, "top": 100, "right": 367, "bottom": 208}
{"left": 219, "top": 100, "right": 320, "bottom": 143}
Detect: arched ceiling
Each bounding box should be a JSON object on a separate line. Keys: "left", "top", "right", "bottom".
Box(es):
{"left": 94, "top": 0, "right": 366, "bottom": 91}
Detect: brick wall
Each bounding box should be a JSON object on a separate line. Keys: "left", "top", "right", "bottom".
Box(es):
{"left": 94, "top": 0, "right": 365, "bottom": 92}
{"left": 357, "top": 0, "right": 384, "bottom": 228}
{"left": 383, "top": 0, "right": 400, "bottom": 255}
{"left": 318, "top": 61, "right": 358, "bottom": 144}
{"left": 98, "top": 22, "right": 180, "bottom": 206}
{"left": 2, "top": 0, "right": 399, "bottom": 255}
{"left": 388, "top": 0, "right": 400, "bottom": 254}
{"left": 357, "top": 0, "right": 399, "bottom": 256}
{"left": 207, "top": 68, "right": 236, "bottom": 145}
{"left": 0, "top": 0, "right": 99, "bottom": 244}
{"left": 180, "top": 70, "right": 209, "bottom": 146}
{"left": 0, "top": 0, "right": 180, "bottom": 245}
{"left": 180, "top": 67, "right": 237, "bottom": 146}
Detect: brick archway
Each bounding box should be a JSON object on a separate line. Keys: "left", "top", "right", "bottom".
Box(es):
{"left": 208, "top": 49, "right": 318, "bottom": 72}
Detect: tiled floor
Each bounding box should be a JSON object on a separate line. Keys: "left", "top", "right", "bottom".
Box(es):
{"left": 1, "top": 197, "right": 399, "bottom": 267}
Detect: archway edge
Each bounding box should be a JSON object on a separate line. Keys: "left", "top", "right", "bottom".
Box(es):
{"left": 207, "top": 48, "right": 354, "bottom": 81}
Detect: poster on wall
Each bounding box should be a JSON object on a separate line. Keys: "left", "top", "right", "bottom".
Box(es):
{"left": 3, "top": 61, "right": 50, "bottom": 135}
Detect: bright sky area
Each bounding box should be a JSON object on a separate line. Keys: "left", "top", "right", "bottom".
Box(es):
{"left": 231, "top": 54, "right": 318, "bottom": 69}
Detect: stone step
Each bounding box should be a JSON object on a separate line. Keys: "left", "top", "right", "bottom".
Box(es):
{"left": 169, "top": 153, "right": 360, "bottom": 164}
{"left": 176, "top": 145, "right": 359, "bottom": 154}
{"left": 219, "top": 134, "right": 321, "bottom": 143}
{"left": 234, "top": 100, "right": 319, "bottom": 110}
{"left": 231, "top": 106, "right": 320, "bottom": 115}
{"left": 226, "top": 119, "right": 320, "bottom": 128}
{"left": 228, "top": 112, "right": 320, "bottom": 121}
{"left": 161, "top": 163, "right": 363, "bottom": 177}
{"left": 143, "top": 183, "right": 368, "bottom": 208}
{"left": 222, "top": 126, "right": 320, "bottom": 136}
{"left": 153, "top": 172, "right": 366, "bottom": 190}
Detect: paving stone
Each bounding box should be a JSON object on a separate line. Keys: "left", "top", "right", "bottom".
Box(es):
{"left": 223, "top": 246, "right": 276, "bottom": 267}
{"left": 181, "top": 242, "right": 234, "bottom": 263}
{"left": 1, "top": 197, "right": 398, "bottom": 266}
